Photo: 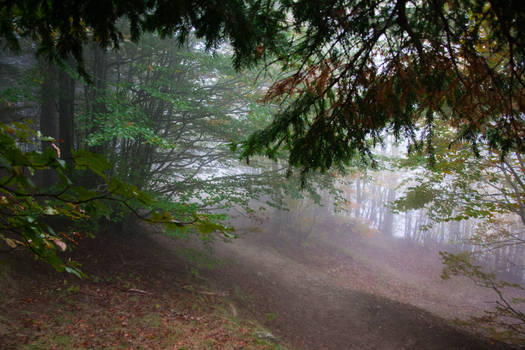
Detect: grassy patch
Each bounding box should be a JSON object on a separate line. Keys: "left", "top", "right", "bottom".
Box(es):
{"left": 252, "top": 337, "right": 288, "bottom": 349}
{"left": 265, "top": 312, "right": 279, "bottom": 321}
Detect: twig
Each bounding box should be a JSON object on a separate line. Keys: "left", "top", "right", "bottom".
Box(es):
{"left": 127, "top": 288, "right": 152, "bottom": 295}
{"left": 182, "top": 285, "right": 228, "bottom": 296}
{"left": 110, "top": 285, "right": 152, "bottom": 295}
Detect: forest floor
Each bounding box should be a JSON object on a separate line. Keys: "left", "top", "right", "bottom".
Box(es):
{"left": 0, "top": 222, "right": 521, "bottom": 349}
{"left": 0, "top": 230, "right": 289, "bottom": 350}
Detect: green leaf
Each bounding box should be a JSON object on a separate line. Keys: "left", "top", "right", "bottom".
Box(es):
{"left": 197, "top": 222, "right": 220, "bottom": 234}
{"left": 64, "top": 266, "right": 85, "bottom": 279}
{"left": 72, "top": 150, "right": 111, "bottom": 178}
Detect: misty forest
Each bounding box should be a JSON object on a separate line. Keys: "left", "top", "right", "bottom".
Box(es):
{"left": 1, "top": 1, "right": 524, "bottom": 349}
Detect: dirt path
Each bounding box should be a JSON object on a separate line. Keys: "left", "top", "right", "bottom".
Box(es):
{"left": 162, "top": 235, "right": 511, "bottom": 350}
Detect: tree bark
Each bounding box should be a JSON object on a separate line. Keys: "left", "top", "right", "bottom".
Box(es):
{"left": 58, "top": 58, "right": 75, "bottom": 166}
{"left": 39, "top": 61, "right": 59, "bottom": 186}
{"left": 89, "top": 45, "right": 108, "bottom": 154}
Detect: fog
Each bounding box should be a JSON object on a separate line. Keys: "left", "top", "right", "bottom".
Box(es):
{"left": 2, "top": 31, "right": 524, "bottom": 349}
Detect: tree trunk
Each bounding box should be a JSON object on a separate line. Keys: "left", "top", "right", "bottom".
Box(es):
{"left": 89, "top": 45, "right": 108, "bottom": 154}
{"left": 58, "top": 58, "right": 75, "bottom": 166}
{"left": 39, "top": 61, "right": 59, "bottom": 187}
{"left": 355, "top": 179, "right": 362, "bottom": 217}
{"left": 381, "top": 188, "right": 396, "bottom": 236}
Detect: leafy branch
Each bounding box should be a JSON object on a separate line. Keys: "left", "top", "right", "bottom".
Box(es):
{"left": 0, "top": 121, "right": 230, "bottom": 277}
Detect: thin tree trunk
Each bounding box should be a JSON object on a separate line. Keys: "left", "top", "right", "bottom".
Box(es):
{"left": 39, "top": 61, "right": 58, "bottom": 186}
{"left": 58, "top": 58, "right": 75, "bottom": 166}
{"left": 90, "top": 45, "right": 108, "bottom": 154}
